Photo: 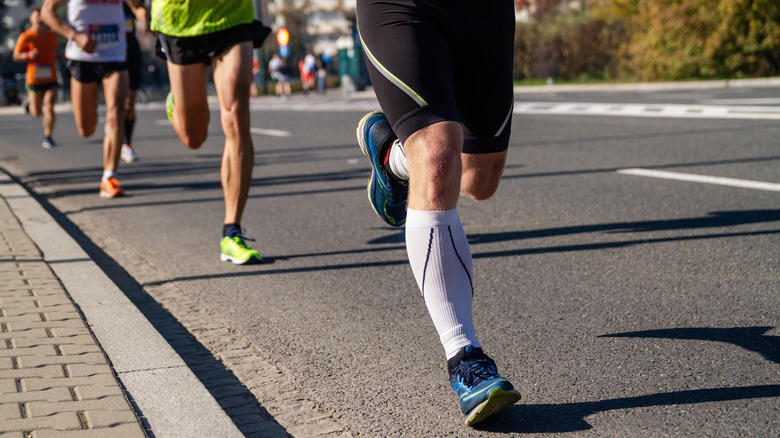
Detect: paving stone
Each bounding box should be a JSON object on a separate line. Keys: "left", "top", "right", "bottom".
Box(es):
{"left": 65, "top": 364, "right": 113, "bottom": 378}
{"left": 0, "top": 357, "right": 12, "bottom": 369}
{"left": 17, "top": 352, "right": 106, "bottom": 369}
{"left": 46, "top": 328, "right": 91, "bottom": 338}
{"left": 21, "top": 375, "right": 118, "bottom": 392}
{"left": 11, "top": 335, "right": 96, "bottom": 349}
{"left": 5, "top": 297, "right": 71, "bottom": 306}
{"left": 3, "top": 306, "right": 78, "bottom": 317}
{"left": 32, "top": 423, "right": 146, "bottom": 438}
{"left": 0, "top": 411, "right": 84, "bottom": 432}
{"left": 0, "top": 329, "right": 52, "bottom": 341}
{"left": 57, "top": 345, "right": 102, "bottom": 356}
{"left": 78, "top": 408, "right": 140, "bottom": 428}
{"left": 0, "top": 378, "right": 17, "bottom": 393}
{"left": 0, "top": 345, "right": 58, "bottom": 358}
{"left": 0, "top": 364, "right": 65, "bottom": 379}
{"left": 0, "top": 403, "right": 22, "bottom": 421}
{"left": 26, "top": 397, "right": 134, "bottom": 417}
{"left": 1, "top": 387, "right": 74, "bottom": 404}
{"left": 4, "top": 320, "right": 87, "bottom": 331}
{"left": 72, "top": 384, "right": 124, "bottom": 401}
{"left": 37, "top": 311, "right": 84, "bottom": 323}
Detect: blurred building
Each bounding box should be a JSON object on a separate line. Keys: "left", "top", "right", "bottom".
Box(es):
{"left": 265, "top": 0, "right": 356, "bottom": 57}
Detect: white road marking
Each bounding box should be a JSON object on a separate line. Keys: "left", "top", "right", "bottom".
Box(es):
{"left": 153, "top": 121, "right": 290, "bottom": 137}
{"left": 250, "top": 127, "right": 290, "bottom": 137}
{"left": 617, "top": 168, "right": 780, "bottom": 192}
{"left": 514, "top": 102, "right": 780, "bottom": 120}
{"left": 702, "top": 98, "right": 780, "bottom": 105}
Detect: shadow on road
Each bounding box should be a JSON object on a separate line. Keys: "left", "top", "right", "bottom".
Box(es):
{"left": 477, "top": 325, "right": 779, "bottom": 433}
{"left": 601, "top": 326, "right": 780, "bottom": 365}
{"left": 142, "top": 209, "right": 780, "bottom": 284}
{"left": 477, "top": 384, "right": 780, "bottom": 434}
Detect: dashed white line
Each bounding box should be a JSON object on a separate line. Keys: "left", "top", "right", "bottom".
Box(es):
{"left": 514, "top": 102, "right": 780, "bottom": 120}
{"left": 249, "top": 127, "right": 290, "bottom": 137}
{"left": 153, "top": 120, "right": 291, "bottom": 137}
{"left": 617, "top": 168, "right": 780, "bottom": 192}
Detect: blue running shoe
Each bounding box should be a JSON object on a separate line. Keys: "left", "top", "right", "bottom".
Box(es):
{"left": 356, "top": 111, "right": 408, "bottom": 227}
{"left": 448, "top": 346, "right": 521, "bottom": 426}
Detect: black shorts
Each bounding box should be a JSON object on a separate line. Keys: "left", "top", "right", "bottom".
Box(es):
{"left": 126, "top": 32, "right": 142, "bottom": 90}
{"left": 156, "top": 21, "right": 271, "bottom": 66}
{"left": 27, "top": 82, "right": 58, "bottom": 93}
{"left": 357, "top": 0, "right": 515, "bottom": 154}
{"left": 67, "top": 60, "right": 127, "bottom": 84}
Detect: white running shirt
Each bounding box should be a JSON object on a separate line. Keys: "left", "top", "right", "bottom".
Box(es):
{"left": 65, "top": 0, "right": 126, "bottom": 62}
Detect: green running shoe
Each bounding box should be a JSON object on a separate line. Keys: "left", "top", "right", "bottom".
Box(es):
{"left": 166, "top": 91, "right": 174, "bottom": 124}
{"left": 220, "top": 232, "right": 262, "bottom": 265}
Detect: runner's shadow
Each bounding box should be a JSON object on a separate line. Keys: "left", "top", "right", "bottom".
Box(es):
{"left": 477, "top": 384, "right": 780, "bottom": 433}
{"left": 480, "top": 326, "right": 779, "bottom": 432}
{"left": 467, "top": 210, "right": 780, "bottom": 244}
{"left": 601, "top": 326, "right": 780, "bottom": 364}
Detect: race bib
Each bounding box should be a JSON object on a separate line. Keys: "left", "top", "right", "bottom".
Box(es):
{"left": 88, "top": 24, "right": 120, "bottom": 49}
{"left": 31, "top": 64, "right": 54, "bottom": 80}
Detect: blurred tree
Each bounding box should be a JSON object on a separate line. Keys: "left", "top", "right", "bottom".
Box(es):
{"left": 611, "top": 0, "right": 780, "bottom": 80}
{"left": 516, "top": 0, "right": 568, "bottom": 22}
{"left": 514, "top": 1, "right": 625, "bottom": 81}
{"left": 705, "top": 0, "right": 780, "bottom": 77}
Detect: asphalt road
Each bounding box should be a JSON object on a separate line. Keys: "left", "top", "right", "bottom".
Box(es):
{"left": 0, "top": 84, "right": 778, "bottom": 437}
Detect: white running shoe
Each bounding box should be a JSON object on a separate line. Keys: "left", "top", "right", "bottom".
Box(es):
{"left": 42, "top": 136, "right": 56, "bottom": 149}
{"left": 121, "top": 144, "right": 138, "bottom": 163}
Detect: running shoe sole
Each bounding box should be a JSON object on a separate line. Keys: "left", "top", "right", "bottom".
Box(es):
{"left": 356, "top": 112, "right": 383, "bottom": 222}
{"left": 464, "top": 387, "right": 521, "bottom": 426}
{"left": 121, "top": 146, "right": 138, "bottom": 163}
{"left": 356, "top": 111, "right": 406, "bottom": 227}
{"left": 99, "top": 190, "right": 124, "bottom": 199}
{"left": 220, "top": 253, "right": 262, "bottom": 265}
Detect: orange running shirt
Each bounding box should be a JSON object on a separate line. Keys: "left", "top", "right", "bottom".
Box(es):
{"left": 14, "top": 28, "right": 59, "bottom": 86}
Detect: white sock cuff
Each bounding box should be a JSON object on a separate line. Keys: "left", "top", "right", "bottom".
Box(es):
{"left": 405, "top": 208, "right": 460, "bottom": 229}
{"left": 102, "top": 170, "right": 116, "bottom": 182}
{"left": 387, "top": 139, "right": 409, "bottom": 181}
{"left": 442, "top": 325, "right": 481, "bottom": 359}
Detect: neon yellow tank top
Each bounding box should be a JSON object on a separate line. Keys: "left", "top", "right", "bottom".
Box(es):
{"left": 151, "top": 0, "right": 254, "bottom": 37}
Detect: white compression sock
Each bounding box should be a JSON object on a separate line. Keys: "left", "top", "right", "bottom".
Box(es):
{"left": 386, "top": 139, "right": 409, "bottom": 181}
{"left": 405, "top": 208, "right": 480, "bottom": 359}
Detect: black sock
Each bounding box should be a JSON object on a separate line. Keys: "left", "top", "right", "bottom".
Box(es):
{"left": 124, "top": 117, "right": 135, "bottom": 145}
{"left": 223, "top": 223, "right": 240, "bottom": 237}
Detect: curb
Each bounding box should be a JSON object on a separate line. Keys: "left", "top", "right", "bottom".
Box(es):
{"left": 0, "top": 170, "right": 243, "bottom": 437}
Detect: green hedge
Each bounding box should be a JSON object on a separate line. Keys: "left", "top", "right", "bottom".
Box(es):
{"left": 514, "top": 1, "right": 780, "bottom": 82}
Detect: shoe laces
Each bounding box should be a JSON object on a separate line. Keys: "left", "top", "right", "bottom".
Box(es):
{"left": 226, "top": 228, "right": 255, "bottom": 245}
{"left": 450, "top": 353, "right": 500, "bottom": 389}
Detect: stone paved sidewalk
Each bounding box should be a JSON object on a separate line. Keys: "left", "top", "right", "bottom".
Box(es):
{"left": 0, "top": 195, "right": 146, "bottom": 437}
